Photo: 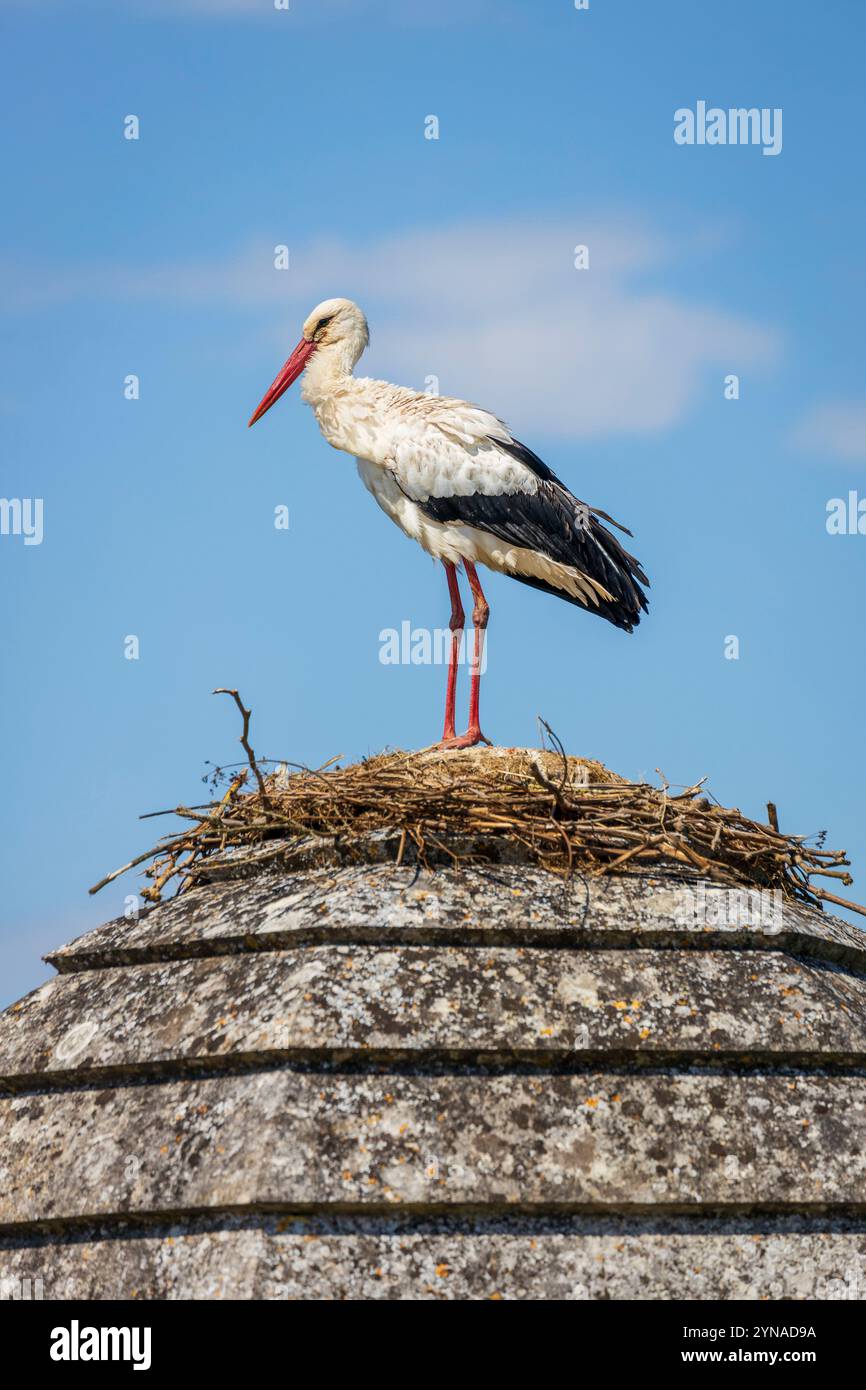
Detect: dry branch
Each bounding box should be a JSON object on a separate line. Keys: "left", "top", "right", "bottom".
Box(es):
{"left": 213, "top": 688, "right": 270, "bottom": 806}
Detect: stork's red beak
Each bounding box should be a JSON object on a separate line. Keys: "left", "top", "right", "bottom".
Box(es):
{"left": 248, "top": 338, "right": 316, "bottom": 427}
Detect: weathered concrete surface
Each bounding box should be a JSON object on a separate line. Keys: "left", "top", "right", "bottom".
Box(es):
{"left": 2, "top": 948, "right": 866, "bottom": 1088}
{"left": 2, "top": 1216, "right": 864, "bottom": 1301}
{"left": 2, "top": 1072, "right": 864, "bottom": 1230}
{"left": 47, "top": 865, "right": 866, "bottom": 973}
{"left": 4, "top": 852, "right": 866, "bottom": 1298}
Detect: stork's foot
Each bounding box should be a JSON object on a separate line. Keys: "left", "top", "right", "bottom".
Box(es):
{"left": 436, "top": 726, "right": 492, "bottom": 751}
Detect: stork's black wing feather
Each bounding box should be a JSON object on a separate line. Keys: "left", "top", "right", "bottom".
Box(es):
{"left": 413, "top": 435, "right": 650, "bottom": 633}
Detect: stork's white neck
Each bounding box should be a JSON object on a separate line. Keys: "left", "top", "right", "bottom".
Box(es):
{"left": 301, "top": 319, "right": 370, "bottom": 408}
{"left": 300, "top": 344, "right": 354, "bottom": 408}
{"left": 299, "top": 341, "right": 372, "bottom": 457}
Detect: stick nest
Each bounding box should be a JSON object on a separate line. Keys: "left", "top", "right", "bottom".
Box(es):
{"left": 91, "top": 702, "right": 863, "bottom": 919}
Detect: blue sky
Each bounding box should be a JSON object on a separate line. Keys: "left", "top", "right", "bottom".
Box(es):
{"left": 2, "top": 0, "right": 865, "bottom": 1007}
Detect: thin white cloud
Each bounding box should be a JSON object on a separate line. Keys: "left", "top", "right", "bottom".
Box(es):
{"left": 0, "top": 217, "right": 780, "bottom": 439}
{"left": 791, "top": 401, "right": 866, "bottom": 465}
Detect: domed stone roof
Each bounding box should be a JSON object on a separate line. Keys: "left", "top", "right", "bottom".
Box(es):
{"left": 2, "top": 838, "right": 865, "bottom": 1299}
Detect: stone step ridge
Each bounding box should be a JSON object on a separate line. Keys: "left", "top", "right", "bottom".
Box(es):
{"left": 3, "top": 947, "right": 866, "bottom": 1094}
{"left": 2, "top": 1072, "right": 865, "bottom": 1238}
{"left": 2, "top": 1211, "right": 864, "bottom": 1301}
{"left": 46, "top": 866, "right": 866, "bottom": 975}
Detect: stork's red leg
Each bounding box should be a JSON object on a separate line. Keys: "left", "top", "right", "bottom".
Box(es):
{"left": 463, "top": 560, "right": 491, "bottom": 745}
{"left": 437, "top": 559, "right": 491, "bottom": 750}
{"left": 441, "top": 560, "right": 464, "bottom": 742}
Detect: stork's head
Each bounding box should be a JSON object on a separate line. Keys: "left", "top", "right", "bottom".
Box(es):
{"left": 248, "top": 297, "right": 369, "bottom": 427}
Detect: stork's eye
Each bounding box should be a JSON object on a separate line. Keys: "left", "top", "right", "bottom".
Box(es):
{"left": 316, "top": 316, "right": 333, "bottom": 333}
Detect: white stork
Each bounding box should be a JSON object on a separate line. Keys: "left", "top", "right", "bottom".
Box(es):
{"left": 249, "top": 297, "right": 649, "bottom": 749}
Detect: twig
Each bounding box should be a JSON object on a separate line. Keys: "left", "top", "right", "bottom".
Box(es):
{"left": 537, "top": 717, "right": 569, "bottom": 794}
{"left": 213, "top": 688, "right": 270, "bottom": 806}
{"left": 89, "top": 847, "right": 161, "bottom": 896}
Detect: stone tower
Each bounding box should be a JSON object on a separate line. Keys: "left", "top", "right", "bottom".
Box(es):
{"left": 2, "top": 819, "right": 866, "bottom": 1298}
